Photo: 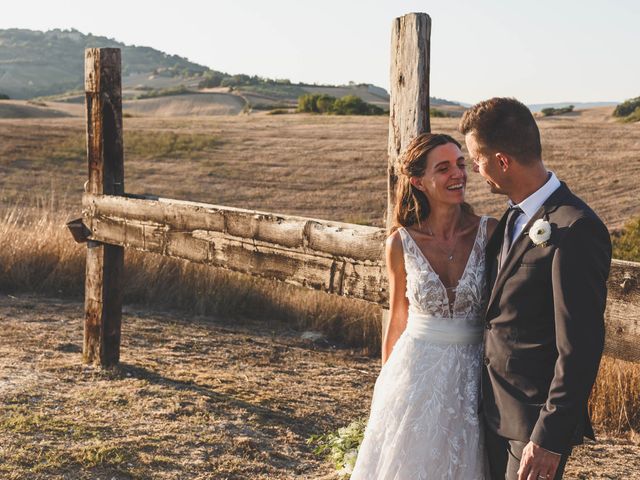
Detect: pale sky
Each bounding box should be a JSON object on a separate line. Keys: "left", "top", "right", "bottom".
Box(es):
{"left": 3, "top": 0, "right": 638, "bottom": 104}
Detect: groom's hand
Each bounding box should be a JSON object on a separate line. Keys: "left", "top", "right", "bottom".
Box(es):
{"left": 517, "top": 441, "right": 561, "bottom": 480}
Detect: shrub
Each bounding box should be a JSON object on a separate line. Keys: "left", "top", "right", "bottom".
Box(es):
{"left": 0, "top": 93, "right": 9, "bottom": 100}
{"left": 298, "top": 93, "right": 320, "bottom": 113}
{"left": 316, "top": 94, "right": 336, "bottom": 113}
{"left": 620, "top": 106, "right": 640, "bottom": 124}
{"left": 136, "top": 85, "right": 191, "bottom": 99}
{"left": 612, "top": 217, "right": 640, "bottom": 262}
{"left": 541, "top": 105, "right": 574, "bottom": 117}
{"left": 198, "top": 71, "right": 227, "bottom": 88}
{"left": 430, "top": 108, "right": 449, "bottom": 118}
{"left": 333, "top": 95, "right": 376, "bottom": 115}
{"left": 297, "top": 94, "right": 383, "bottom": 115}
{"left": 613, "top": 96, "right": 640, "bottom": 118}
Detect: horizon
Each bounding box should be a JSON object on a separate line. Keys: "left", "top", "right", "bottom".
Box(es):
{"left": 2, "top": 0, "right": 638, "bottom": 105}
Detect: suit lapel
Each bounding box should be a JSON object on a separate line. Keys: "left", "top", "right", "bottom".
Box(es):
{"left": 485, "top": 183, "right": 568, "bottom": 316}
{"left": 486, "top": 209, "right": 508, "bottom": 292}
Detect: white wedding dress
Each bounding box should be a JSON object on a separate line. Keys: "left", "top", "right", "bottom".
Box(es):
{"left": 350, "top": 216, "right": 489, "bottom": 480}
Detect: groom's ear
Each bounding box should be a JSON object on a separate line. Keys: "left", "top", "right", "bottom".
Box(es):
{"left": 495, "top": 152, "right": 511, "bottom": 172}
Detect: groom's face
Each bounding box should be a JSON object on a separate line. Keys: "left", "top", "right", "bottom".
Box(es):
{"left": 465, "top": 132, "right": 507, "bottom": 195}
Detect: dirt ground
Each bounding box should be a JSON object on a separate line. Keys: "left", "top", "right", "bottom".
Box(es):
{"left": 0, "top": 293, "right": 638, "bottom": 479}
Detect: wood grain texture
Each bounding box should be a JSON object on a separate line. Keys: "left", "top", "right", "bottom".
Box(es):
{"left": 604, "top": 260, "right": 640, "bottom": 362}
{"left": 83, "top": 193, "right": 389, "bottom": 305}
{"left": 387, "top": 12, "right": 431, "bottom": 230}
{"left": 83, "top": 48, "right": 124, "bottom": 367}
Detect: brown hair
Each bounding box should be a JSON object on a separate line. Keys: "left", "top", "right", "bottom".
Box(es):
{"left": 391, "top": 133, "right": 473, "bottom": 233}
{"left": 459, "top": 97, "right": 541, "bottom": 164}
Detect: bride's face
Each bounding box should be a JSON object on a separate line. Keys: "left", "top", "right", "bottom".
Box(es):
{"left": 410, "top": 142, "right": 467, "bottom": 206}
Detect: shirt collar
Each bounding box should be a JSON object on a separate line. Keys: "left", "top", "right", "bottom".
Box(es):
{"left": 508, "top": 171, "right": 561, "bottom": 219}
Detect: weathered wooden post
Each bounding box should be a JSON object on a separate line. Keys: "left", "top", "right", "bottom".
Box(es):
{"left": 383, "top": 13, "right": 432, "bottom": 339}
{"left": 83, "top": 48, "right": 124, "bottom": 367}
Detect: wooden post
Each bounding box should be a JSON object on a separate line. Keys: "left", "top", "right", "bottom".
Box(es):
{"left": 383, "top": 13, "right": 432, "bottom": 342}
{"left": 83, "top": 48, "right": 124, "bottom": 367}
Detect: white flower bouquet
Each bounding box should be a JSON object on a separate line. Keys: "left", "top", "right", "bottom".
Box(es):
{"left": 308, "top": 418, "right": 366, "bottom": 478}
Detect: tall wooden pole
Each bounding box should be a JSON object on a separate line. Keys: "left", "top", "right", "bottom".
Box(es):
{"left": 84, "top": 48, "right": 124, "bottom": 367}
{"left": 382, "top": 13, "right": 431, "bottom": 345}
{"left": 387, "top": 12, "right": 431, "bottom": 231}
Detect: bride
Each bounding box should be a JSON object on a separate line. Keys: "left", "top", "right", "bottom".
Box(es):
{"left": 350, "top": 133, "right": 497, "bottom": 479}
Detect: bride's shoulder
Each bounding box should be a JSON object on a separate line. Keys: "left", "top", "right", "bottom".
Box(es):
{"left": 385, "top": 228, "right": 407, "bottom": 274}
{"left": 385, "top": 228, "right": 404, "bottom": 252}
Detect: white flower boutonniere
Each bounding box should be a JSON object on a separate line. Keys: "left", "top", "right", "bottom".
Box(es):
{"left": 528, "top": 219, "right": 552, "bottom": 247}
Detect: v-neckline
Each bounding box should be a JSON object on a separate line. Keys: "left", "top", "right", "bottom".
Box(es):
{"left": 401, "top": 217, "right": 484, "bottom": 316}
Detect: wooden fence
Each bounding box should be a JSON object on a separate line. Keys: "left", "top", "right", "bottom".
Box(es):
{"left": 70, "top": 13, "right": 640, "bottom": 367}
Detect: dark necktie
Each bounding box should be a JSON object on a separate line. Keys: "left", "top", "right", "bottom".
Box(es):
{"left": 499, "top": 206, "right": 523, "bottom": 269}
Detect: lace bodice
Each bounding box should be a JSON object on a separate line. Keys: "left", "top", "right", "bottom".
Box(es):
{"left": 397, "top": 216, "right": 488, "bottom": 322}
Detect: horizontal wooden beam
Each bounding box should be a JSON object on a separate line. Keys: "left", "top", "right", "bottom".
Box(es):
{"left": 83, "top": 193, "right": 389, "bottom": 305}
{"left": 604, "top": 259, "right": 640, "bottom": 362}
{"left": 82, "top": 193, "right": 640, "bottom": 362}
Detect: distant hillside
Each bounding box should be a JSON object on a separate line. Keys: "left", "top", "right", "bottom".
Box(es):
{"left": 0, "top": 28, "right": 209, "bottom": 99}
{"left": 0, "top": 28, "right": 464, "bottom": 112}
{"left": 528, "top": 101, "right": 618, "bottom": 112}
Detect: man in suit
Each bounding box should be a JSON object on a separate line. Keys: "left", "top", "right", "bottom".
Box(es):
{"left": 460, "top": 97, "right": 612, "bottom": 480}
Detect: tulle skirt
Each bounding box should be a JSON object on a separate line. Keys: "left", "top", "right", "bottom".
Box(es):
{"left": 350, "top": 329, "right": 487, "bottom": 480}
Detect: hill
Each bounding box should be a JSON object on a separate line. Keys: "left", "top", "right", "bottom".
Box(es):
{"left": 0, "top": 28, "right": 464, "bottom": 112}
{"left": 0, "top": 28, "right": 209, "bottom": 99}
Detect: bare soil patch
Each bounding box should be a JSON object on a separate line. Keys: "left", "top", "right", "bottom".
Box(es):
{"left": 0, "top": 294, "right": 637, "bottom": 479}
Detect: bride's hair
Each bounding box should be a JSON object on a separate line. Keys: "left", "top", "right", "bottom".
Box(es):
{"left": 391, "top": 133, "right": 473, "bottom": 234}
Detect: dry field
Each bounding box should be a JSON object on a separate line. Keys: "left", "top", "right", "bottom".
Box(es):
{"left": 0, "top": 107, "right": 639, "bottom": 478}
{"left": 1, "top": 106, "right": 639, "bottom": 229}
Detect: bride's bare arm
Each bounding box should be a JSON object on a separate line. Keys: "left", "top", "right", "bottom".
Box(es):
{"left": 381, "top": 230, "right": 410, "bottom": 365}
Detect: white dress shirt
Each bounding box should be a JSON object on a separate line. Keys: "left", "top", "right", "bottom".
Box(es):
{"left": 508, "top": 171, "right": 561, "bottom": 244}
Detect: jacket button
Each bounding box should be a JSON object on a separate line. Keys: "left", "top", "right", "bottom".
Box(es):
{"left": 484, "top": 357, "right": 490, "bottom": 365}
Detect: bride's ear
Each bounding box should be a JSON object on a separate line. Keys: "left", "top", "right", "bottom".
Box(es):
{"left": 409, "top": 176, "right": 425, "bottom": 192}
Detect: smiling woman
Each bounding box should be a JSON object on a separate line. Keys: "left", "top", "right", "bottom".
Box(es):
{"left": 391, "top": 133, "right": 474, "bottom": 232}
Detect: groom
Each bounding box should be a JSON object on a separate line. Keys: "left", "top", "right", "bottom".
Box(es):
{"left": 460, "top": 98, "right": 612, "bottom": 480}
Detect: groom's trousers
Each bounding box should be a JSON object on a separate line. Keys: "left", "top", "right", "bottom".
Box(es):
{"left": 485, "top": 427, "right": 572, "bottom": 480}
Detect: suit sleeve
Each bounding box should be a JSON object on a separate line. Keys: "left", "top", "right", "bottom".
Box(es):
{"left": 530, "top": 216, "right": 612, "bottom": 453}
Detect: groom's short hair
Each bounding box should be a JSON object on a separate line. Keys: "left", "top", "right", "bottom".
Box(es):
{"left": 459, "top": 97, "right": 541, "bottom": 165}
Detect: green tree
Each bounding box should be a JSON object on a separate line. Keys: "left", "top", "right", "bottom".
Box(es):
{"left": 316, "top": 94, "right": 336, "bottom": 113}
{"left": 297, "top": 94, "right": 319, "bottom": 113}
{"left": 333, "top": 95, "right": 367, "bottom": 115}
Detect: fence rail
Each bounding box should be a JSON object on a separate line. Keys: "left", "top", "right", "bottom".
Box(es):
{"left": 83, "top": 193, "right": 387, "bottom": 304}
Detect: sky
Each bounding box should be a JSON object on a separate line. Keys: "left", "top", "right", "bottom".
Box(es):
{"left": 2, "top": 0, "right": 639, "bottom": 104}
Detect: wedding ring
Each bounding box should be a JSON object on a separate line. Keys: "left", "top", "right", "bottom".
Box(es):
{"left": 537, "top": 475, "right": 549, "bottom": 479}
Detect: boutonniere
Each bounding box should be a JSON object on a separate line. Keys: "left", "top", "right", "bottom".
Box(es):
{"left": 528, "top": 219, "right": 551, "bottom": 247}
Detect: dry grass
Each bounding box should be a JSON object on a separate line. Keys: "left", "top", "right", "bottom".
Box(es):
{"left": 0, "top": 202, "right": 381, "bottom": 353}
{"left": 1, "top": 107, "right": 639, "bottom": 229}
